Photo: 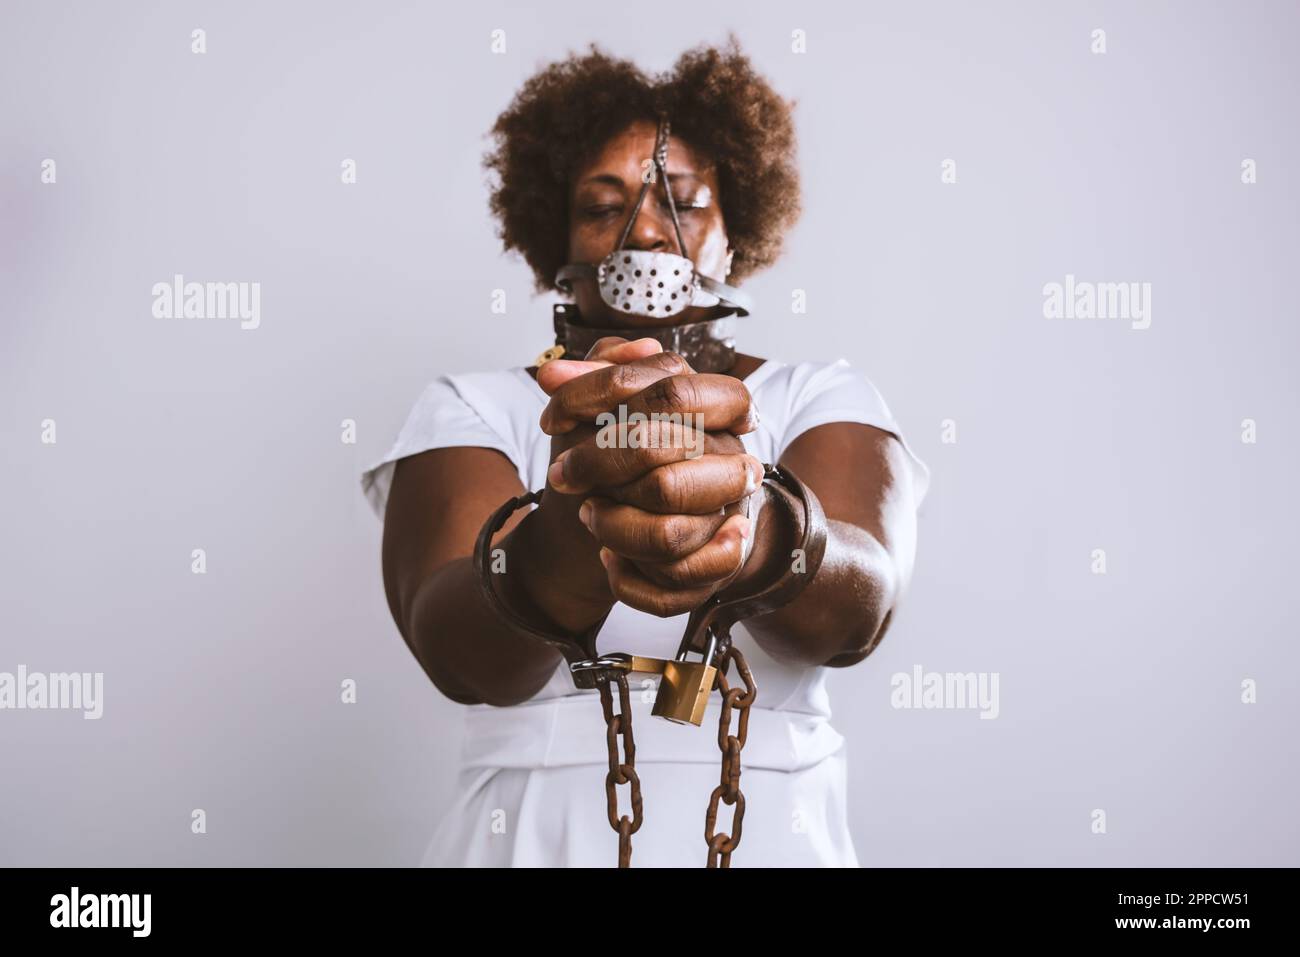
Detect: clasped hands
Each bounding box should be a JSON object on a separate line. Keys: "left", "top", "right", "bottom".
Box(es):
{"left": 535, "top": 337, "right": 768, "bottom": 618}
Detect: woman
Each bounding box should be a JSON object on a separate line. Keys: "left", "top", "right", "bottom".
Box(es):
{"left": 362, "top": 38, "right": 929, "bottom": 867}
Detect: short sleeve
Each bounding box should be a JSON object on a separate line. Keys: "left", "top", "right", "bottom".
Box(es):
{"left": 780, "top": 359, "right": 931, "bottom": 505}
{"left": 360, "top": 375, "right": 522, "bottom": 519}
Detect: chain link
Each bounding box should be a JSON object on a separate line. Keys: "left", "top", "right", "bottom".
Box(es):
{"left": 597, "top": 673, "right": 642, "bottom": 867}
{"left": 704, "top": 644, "right": 755, "bottom": 868}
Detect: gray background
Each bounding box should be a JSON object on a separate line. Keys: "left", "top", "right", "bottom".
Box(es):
{"left": 2, "top": 0, "right": 1296, "bottom": 866}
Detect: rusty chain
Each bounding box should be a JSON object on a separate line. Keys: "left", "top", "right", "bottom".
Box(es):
{"left": 705, "top": 644, "right": 755, "bottom": 868}
{"left": 598, "top": 673, "right": 642, "bottom": 867}
{"left": 594, "top": 642, "right": 755, "bottom": 868}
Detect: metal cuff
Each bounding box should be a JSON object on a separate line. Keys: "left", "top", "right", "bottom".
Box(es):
{"left": 472, "top": 488, "right": 613, "bottom": 687}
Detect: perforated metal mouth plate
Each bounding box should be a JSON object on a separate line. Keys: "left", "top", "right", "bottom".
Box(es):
{"left": 597, "top": 250, "right": 698, "bottom": 318}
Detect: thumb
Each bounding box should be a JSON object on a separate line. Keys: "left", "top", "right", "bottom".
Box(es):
{"left": 535, "top": 337, "right": 663, "bottom": 394}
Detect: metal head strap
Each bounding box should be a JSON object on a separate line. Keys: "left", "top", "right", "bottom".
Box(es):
{"left": 613, "top": 113, "right": 691, "bottom": 259}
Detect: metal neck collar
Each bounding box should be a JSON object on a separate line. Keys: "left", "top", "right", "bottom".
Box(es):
{"left": 541, "top": 303, "right": 738, "bottom": 374}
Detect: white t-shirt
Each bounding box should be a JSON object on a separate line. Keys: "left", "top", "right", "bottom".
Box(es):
{"left": 361, "top": 357, "right": 929, "bottom": 867}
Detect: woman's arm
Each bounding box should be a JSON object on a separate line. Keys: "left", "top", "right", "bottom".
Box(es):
{"left": 381, "top": 445, "right": 615, "bottom": 707}
{"left": 724, "top": 421, "right": 920, "bottom": 667}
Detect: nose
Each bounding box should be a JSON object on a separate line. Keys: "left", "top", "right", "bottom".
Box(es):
{"left": 621, "top": 197, "right": 675, "bottom": 253}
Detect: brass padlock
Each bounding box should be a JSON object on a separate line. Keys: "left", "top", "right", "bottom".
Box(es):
{"left": 652, "top": 659, "right": 717, "bottom": 725}
{"left": 651, "top": 633, "right": 719, "bottom": 726}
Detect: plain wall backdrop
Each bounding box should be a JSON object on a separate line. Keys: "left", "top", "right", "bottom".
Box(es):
{"left": 2, "top": 0, "right": 1297, "bottom": 866}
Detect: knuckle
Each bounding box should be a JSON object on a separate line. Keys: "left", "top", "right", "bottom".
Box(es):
{"left": 648, "top": 374, "right": 690, "bottom": 411}
{"left": 654, "top": 515, "right": 692, "bottom": 559}
{"left": 614, "top": 444, "right": 648, "bottom": 481}
{"left": 659, "top": 351, "right": 691, "bottom": 375}
{"left": 649, "top": 593, "right": 682, "bottom": 618}
{"left": 678, "top": 551, "right": 716, "bottom": 586}
{"left": 645, "top": 468, "right": 679, "bottom": 512}
{"left": 610, "top": 362, "right": 640, "bottom": 393}
{"left": 635, "top": 442, "right": 674, "bottom": 477}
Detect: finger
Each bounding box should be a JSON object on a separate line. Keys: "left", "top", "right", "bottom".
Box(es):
{"left": 548, "top": 418, "right": 711, "bottom": 493}
{"left": 540, "top": 351, "right": 695, "bottom": 434}
{"left": 583, "top": 336, "right": 630, "bottom": 358}
{"left": 536, "top": 359, "right": 609, "bottom": 395}
{"left": 599, "top": 548, "right": 718, "bottom": 618}
{"left": 606, "top": 454, "right": 765, "bottom": 514}
{"left": 549, "top": 426, "right": 750, "bottom": 494}
{"left": 579, "top": 497, "right": 728, "bottom": 562}
{"left": 534, "top": 338, "right": 663, "bottom": 395}
{"left": 620, "top": 373, "right": 759, "bottom": 435}
{"left": 704, "top": 429, "right": 746, "bottom": 457}
{"left": 632, "top": 513, "right": 752, "bottom": 590}
{"left": 585, "top": 337, "right": 663, "bottom": 363}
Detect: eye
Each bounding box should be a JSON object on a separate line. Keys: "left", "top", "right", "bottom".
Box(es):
{"left": 583, "top": 205, "right": 621, "bottom": 218}
{"left": 664, "top": 196, "right": 705, "bottom": 211}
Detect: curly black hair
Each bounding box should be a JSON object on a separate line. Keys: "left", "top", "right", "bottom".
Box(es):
{"left": 483, "top": 35, "right": 802, "bottom": 294}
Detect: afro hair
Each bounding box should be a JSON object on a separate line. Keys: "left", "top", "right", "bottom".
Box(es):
{"left": 482, "top": 34, "right": 802, "bottom": 294}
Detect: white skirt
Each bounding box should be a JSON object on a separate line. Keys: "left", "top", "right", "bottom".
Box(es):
{"left": 418, "top": 693, "right": 861, "bottom": 868}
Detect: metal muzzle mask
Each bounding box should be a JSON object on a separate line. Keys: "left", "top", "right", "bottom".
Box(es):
{"left": 555, "top": 114, "right": 752, "bottom": 321}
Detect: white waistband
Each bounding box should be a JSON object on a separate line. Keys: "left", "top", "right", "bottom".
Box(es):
{"left": 460, "top": 691, "right": 844, "bottom": 772}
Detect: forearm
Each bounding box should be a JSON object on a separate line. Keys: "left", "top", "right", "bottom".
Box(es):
{"left": 730, "top": 484, "right": 899, "bottom": 667}
{"left": 403, "top": 505, "right": 615, "bottom": 707}
{"left": 405, "top": 556, "right": 557, "bottom": 706}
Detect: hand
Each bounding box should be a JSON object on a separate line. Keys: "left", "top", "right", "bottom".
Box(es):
{"left": 536, "top": 337, "right": 765, "bottom": 617}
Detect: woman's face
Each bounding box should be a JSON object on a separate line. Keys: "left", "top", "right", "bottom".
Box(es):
{"left": 567, "top": 118, "right": 733, "bottom": 328}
